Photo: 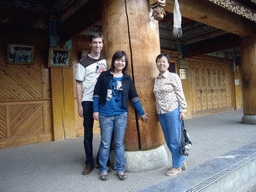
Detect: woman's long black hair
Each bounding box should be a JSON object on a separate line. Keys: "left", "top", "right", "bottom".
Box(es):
{"left": 110, "top": 51, "right": 128, "bottom": 72}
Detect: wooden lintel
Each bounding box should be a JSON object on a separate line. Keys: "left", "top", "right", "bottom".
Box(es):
{"left": 182, "top": 33, "right": 240, "bottom": 58}
{"left": 165, "top": 0, "right": 254, "bottom": 37}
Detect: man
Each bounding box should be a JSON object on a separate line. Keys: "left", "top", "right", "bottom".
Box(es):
{"left": 76, "top": 32, "right": 107, "bottom": 175}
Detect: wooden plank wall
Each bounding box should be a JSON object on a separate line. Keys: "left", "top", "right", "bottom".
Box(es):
{"left": 0, "top": 32, "right": 53, "bottom": 148}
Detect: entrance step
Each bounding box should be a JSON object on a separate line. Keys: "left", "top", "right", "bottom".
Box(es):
{"left": 140, "top": 142, "right": 256, "bottom": 192}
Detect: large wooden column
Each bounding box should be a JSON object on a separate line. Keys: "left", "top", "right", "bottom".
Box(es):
{"left": 49, "top": 20, "right": 77, "bottom": 140}
{"left": 102, "top": 0, "right": 165, "bottom": 151}
{"left": 240, "top": 35, "right": 256, "bottom": 124}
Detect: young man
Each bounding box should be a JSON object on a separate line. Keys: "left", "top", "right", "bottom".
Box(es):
{"left": 76, "top": 32, "right": 107, "bottom": 175}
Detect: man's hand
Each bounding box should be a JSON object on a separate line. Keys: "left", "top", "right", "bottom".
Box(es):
{"left": 93, "top": 112, "right": 99, "bottom": 120}
{"left": 76, "top": 81, "right": 84, "bottom": 117}
{"left": 78, "top": 104, "right": 83, "bottom": 117}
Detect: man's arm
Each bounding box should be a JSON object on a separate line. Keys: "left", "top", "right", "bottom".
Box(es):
{"left": 76, "top": 81, "right": 83, "bottom": 117}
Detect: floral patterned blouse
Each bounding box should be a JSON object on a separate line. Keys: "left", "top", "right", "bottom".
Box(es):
{"left": 153, "top": 71, "right": 187, "bottom": 114}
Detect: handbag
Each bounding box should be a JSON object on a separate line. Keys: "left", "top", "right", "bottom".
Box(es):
{"left": 180, "top": 119, "right": 192, "bottom": 156}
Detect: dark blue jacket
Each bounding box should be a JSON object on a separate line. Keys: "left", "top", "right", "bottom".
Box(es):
{"left": 93, "top": 70, "right": 140, "bottom": 109}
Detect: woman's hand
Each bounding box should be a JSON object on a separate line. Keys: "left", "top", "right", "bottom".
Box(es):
{"left": 93, "top": 112, "right": 99, "bottom": 120}
{"left": 180, "top": 112, "right": 185, "bottom": 120}
{"left": 140, "top": 113, "right": 149, "bottom": 122}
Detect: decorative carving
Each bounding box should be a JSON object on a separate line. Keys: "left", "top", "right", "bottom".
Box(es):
{"left": 217, "top": 70, "right": 221, "bottom": 86}
{"left": 207, "top": 68, "right": 211, "bottom": 87}
{"left": 31, "top": 18, "right": 48, "bottom": 29}
{"left": 150, "top": 0, "right": 166, "bottom": 20}
{"left": 202, "top": 68, "right": 206, "bottom": 86}
{"left": 195, "top": 67, "right": 200, "bottom": 87}
{"left": 212, "top": 69, "right": 216, "bottom": 86}
{"left": 0, "top": 11, "right": 9, "bottom": 23}
{"left": 222, "top": 70, "right": 226, "bottom": 86}
{"left": 207, "top": 0, "right": 256, "bottom": 22}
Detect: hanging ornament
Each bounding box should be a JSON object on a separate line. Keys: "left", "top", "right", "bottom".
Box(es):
{"left": 173, "top": 0, "right": 182, "bottom": 38}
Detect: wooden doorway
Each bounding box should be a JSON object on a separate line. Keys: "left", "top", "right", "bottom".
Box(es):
{"left": 189, "top": 56, "right": 234, "bottom": 116}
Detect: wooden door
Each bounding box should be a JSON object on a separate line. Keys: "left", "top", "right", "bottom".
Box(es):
{"left": 190, "top": 57, "right": 233, "bottom": 116}
{"left": 193, "top": 62, "right": 208, "bottom": 113}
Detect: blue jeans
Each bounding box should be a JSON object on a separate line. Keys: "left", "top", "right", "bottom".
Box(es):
{"left": 158, "top": 107, "right": 186, "bottom": 168}
{"left": 99, "top": 112, "right": 128, "bottom": 173}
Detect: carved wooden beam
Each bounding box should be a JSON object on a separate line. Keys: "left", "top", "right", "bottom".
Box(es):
{"left": 165, "top": 0, "right": 254, "bottom": 37}
{"left": 182, "top": 33, "right": 240, "bottom": 58}
{"left": 207, "top": 0, "right": 256, "bottom": 22}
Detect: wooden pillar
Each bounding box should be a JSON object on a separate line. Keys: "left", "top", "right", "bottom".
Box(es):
{"left": 102, "top": 0, "right": 165, "bottom": 150}
{"left": 49, "top": 20, "right": 77, "bottom": 140}
{"left": 240, "top": 35, "right": 256, "bottom": 124}
{"left": 50, "top": 67, "right": 77, "bottom": 140}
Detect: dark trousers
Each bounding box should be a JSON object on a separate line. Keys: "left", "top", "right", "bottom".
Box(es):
{"left": 82, "top": 101, "right": 111, "bottom": 167}
{"left": 82, "top": 101, "right": 96, "bottom": 166}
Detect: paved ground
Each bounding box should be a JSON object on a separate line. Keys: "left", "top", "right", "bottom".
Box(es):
{"left": 0, "top": 109, "right": 256, "bottom": 192}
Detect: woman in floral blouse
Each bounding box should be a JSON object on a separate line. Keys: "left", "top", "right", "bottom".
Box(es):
{"left": 153, "top": 53, "right": 187, "bottom": 176}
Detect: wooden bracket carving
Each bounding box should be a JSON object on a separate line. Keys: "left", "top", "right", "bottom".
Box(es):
{"left": 150, "top": 0, "right": 166, "bottom": 20}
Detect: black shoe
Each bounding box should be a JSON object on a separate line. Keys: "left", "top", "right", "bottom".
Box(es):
{"left": 100, "top": 173, "right": 109, "bottom": 181}
{"left": 117, "top": 173, "right": 127, "bottom": 180}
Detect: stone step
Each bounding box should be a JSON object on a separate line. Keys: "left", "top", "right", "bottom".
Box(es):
{"left": 140, "top": 142, "right": 256, "bottom": 192}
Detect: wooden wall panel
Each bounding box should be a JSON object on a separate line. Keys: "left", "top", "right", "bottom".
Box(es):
{"left": 0, "top": 101, "right": 52, "bottom": 148}
{"left": 0, "top": 32, "right": 53, "bottom": 148}
{"left": 10, "top": 104, "right": 44, "bottom": 137}
{"left": 43, "top": 101, "right": 52, "bottom": 134}
{"left": 0, "top": 106, "right": 7, "bottom": 139}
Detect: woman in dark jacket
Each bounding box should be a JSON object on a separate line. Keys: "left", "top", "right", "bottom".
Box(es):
{"left": 93, "top": 51, "right": 148, "bottom": 181}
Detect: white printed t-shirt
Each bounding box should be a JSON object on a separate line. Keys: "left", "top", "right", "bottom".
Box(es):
{"left": 76, "top": 53, "right": 107, "bottom": 102}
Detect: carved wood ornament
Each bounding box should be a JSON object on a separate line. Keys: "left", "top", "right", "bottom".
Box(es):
{"left": 150, "top": 0, "right": 166, "bottom": 20}
{"left": 150, "top": 0, "right": 183, "bottom": 38}
{"left": 207, "top": 0, "right": 256, "bottom": 22}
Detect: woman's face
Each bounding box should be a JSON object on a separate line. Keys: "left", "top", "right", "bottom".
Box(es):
{"left": 156, "top": 56, "right": 169, "bottom": 74}
{"left": 114, "top": 56, "right": 126, "bottom": 72}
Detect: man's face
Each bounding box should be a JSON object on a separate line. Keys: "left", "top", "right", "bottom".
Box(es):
{"left": 90, "top": 37, "right": 103, "bottom": 54}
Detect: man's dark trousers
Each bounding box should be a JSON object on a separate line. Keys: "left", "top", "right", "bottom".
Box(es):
{"left": 82, "top": 101, "right": 94, "bottom": 166}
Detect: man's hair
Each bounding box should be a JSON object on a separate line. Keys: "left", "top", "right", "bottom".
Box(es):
{"left": 110, "top": 51, "right": 128, "bottom": 72}
{"left": 155, "top": 53, "right": 170, "bottom": 63}
{"left": 89, "top": 32, "right": 103, "bottom": 43}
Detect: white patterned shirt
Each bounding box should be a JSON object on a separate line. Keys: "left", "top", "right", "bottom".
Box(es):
{"left": 153, "top": 71, "right": 187, "bottom": 114}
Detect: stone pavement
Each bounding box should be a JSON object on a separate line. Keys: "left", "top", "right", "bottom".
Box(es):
{"left": 1, "top": 109, "right": 256, "bottom": 192}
